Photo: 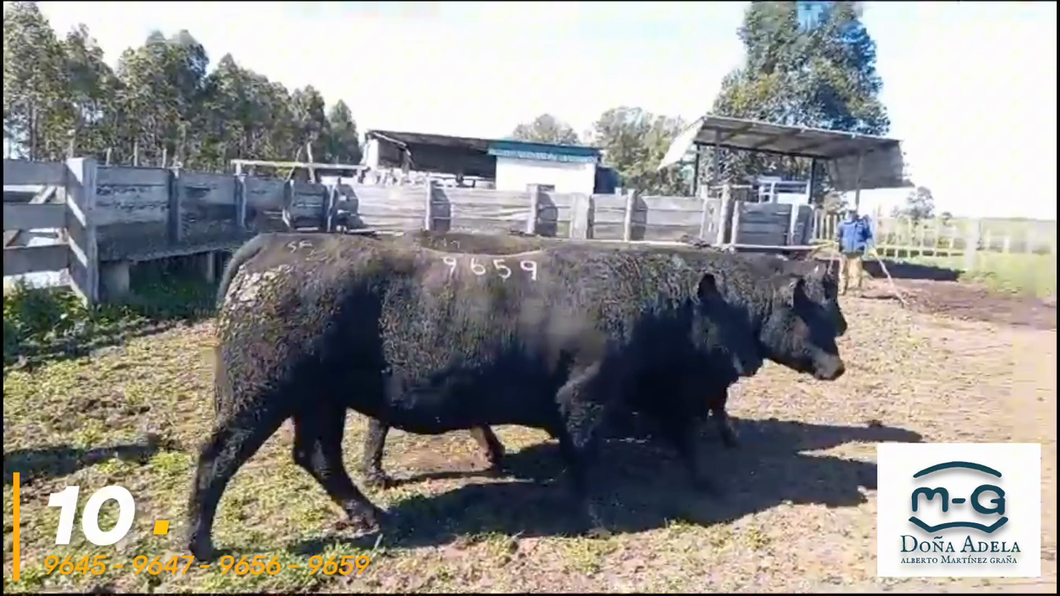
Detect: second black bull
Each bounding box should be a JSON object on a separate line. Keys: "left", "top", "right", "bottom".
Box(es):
{"left": 344, "top": 231, "right": 849, "bottom": 487}
{"left": 193, "top": 232, "right": 769, "bottom": 560}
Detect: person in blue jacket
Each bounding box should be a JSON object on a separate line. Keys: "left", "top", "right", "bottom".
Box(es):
{"left": 835, "top": 209, "right": 874, "bottom": 295}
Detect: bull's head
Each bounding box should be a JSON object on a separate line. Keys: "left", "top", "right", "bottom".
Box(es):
{"left": 763, "top": 275, "right": 846, "bottom": 381}
{"left": 692, "top": 272, "right": 764, "bottom": 378}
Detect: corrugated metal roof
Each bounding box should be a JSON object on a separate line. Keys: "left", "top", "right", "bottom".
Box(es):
{"left": 659, "top": 114, "right": 910, "bottom": 192}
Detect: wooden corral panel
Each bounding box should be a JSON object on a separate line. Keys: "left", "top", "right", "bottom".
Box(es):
{"left": 176, "top": 172, "right": 242, "bottom": 245}
{"left": 244, "top": 177, "right": 287, "bottom": 232}
{"left": 638, "top": 196, "right": 705, "bottom": 242}
{"left": 346, "top": 185, "right": 426, "bottom": 231}
{"left": 591, "top": 194, "right": 629, "bottom": 240}
{"left": 734, "top": 202, "right": 792, "bottom": 246}
{"left": 289, "top": 180, "right": 327, "bottom": 229}
{"left": 440, "top": 188, "right": 532, "bottom": 235}
{"left": 539, "top": 192, "right": 574, "bottom": 238}
{"left": 95, "top": 167, "right": 170, "bottom": 260}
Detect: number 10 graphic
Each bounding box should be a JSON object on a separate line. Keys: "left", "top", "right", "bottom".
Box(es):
{"left": 49, "top": 486, "right": 136, "bottom": 546}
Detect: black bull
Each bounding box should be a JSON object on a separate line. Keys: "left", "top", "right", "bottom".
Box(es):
{"left": 191, "top": 232, "right": 773, "bottom": 560}
{"left": 351, "top": 231, "right": 848, "bottom": 487}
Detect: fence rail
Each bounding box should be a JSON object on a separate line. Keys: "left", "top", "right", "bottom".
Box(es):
{"left": 810, "top": 211, "right": 1057, "bottom": 271}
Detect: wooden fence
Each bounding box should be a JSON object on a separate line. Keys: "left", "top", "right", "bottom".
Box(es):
{"left": 4, "top": 157, "right": 818, "bottom": 304}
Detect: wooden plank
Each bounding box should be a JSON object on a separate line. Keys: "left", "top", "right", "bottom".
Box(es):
{"left": 739, "top": 221, "right": 789, "bottom": 234}
{"left": 3, "top": 203, "right": 67, "bottom": 230}
{"left": 639, "top": 195, "right": 704, "bottom": 213}
{"left": 3, "top": 244, "right": 68, "bottom": 276}
{"left": 97, "top": 166, "right": 169, "bottom": 187}
{"left": 3, "top": 159, "right": 67, "bottom": 186}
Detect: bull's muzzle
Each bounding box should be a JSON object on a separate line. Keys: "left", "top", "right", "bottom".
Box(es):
{"left": 813, "top": 357, "right": 845, "bottom": 381}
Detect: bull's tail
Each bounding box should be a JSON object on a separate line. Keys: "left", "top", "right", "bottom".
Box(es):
{"left": 215, "top": 234, "right": 271, "bottom": 309}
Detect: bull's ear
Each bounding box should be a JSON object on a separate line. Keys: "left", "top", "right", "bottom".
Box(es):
{"left": 697, "top": 272, "right": 720, "bottom": 302}
{"left": 783, "top": 277, "right": 806, "bottom": 306}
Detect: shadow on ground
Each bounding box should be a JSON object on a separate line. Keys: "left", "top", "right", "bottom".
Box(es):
{"left": 3, "top": 441, "right": 165, "bottom": 485}
{"left": 289, "top": 418, "right": 921, "bottom": 554}
{"left": 863, "top": 259, "right": 961, "bottom": 282}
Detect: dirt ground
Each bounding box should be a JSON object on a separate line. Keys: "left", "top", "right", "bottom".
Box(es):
{"left": 3, "top": 277, "right": 1057, "bottom": 593}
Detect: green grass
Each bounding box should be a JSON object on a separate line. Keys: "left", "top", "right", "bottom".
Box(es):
{"left": 3, "top": 264, "right": 216, "bottom": 366}
{"left": 906, "top": 251, "right": 1057, "bottom": 299}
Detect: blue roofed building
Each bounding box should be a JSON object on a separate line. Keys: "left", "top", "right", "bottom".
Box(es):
{"left": 362, "top": 130, "right": 618, "bottom": 194}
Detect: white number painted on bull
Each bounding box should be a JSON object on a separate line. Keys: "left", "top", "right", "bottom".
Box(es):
{"left": 520, "top": 260, "right": 538, "bottom": 281}
{"left": 286, "top": 240, "right": 313, "bottom": 252}
{"left": 438, "top": 256, "right": 538, "bottom": 281}
{"left": 442, "top": 256, "right": 458, "bottom": 277}
{"left": 492, "top": 259, "right": 512, "bottom": 280}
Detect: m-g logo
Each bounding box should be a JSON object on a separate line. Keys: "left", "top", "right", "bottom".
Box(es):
{"left": 909, "top": 461, "right": 1007, "bottom": 534}
{"left": 877, "top": 443, "right": 1041, "bottom": 578}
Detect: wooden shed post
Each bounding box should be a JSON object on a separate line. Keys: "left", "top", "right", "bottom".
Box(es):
{"left": 526, "top": 184, "right": 540, "bottom": 235}
{"left": 64, "top": 157, "right": 99, "bottom": 305}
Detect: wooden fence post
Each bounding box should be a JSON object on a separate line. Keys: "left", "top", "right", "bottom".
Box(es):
{"left": 569, "top": 193, "right": 593, "bottom": 240}
{"left": 235, "top": 173, "right": 247, "bottom": 231}
{"left": 622, "top": 189, "right": 636, "bottom": 242}
{"left": 424, "top": 180, "right": 435, "bottom": 231}
{"left": 64, "top": 157, "right": 99, "bottom": 306}
{"left": 322, "top": 183, "right": 335, "bottom": 232}
{"left": 526, "top": 184, "right": 540, "bottom": 235}
{"left": 168, "top": 167, "right": 183, "bottom": 244}
{"left": 787, "top": 203, "right": 801, "bottom": 245}
{"left": 282, "top": 180, "right": 294, "bottom": 230}
{"left": 716, "top": 184, "right": 732, "bottom": 245}
{"left": 963, "top": 219, "right": 981, "bottom": 271}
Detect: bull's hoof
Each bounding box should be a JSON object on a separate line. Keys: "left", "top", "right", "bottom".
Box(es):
{"left": 336, "top": 508, "right": 385, "bottom": 534}
{"left": 188, "top": 535, "right": 216, "bottom": 563}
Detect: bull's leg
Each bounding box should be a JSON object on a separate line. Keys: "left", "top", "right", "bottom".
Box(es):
{"left": 707, "top": 387, "right": 740, "bottom": 449}
{"left": 660, "top": 411, "right": 724, "bottom": 496}
{"left": 293, "top": 403, "right": 385, "bottom": 533}
{"left": 187, "top": 400, "right": 287, "bottom": 561}
{"left": 359, "top": 418, "right": 393, "bottom": 489}
{"left": 555, "top": 363, "right": 612, "bottom": 539}
{"left": 468, "top": 426, "right": 506, "bottom": 473}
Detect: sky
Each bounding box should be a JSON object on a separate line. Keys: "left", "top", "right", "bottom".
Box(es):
{"left": 9, "top": 1, "right": 1059, "bottom": 221}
